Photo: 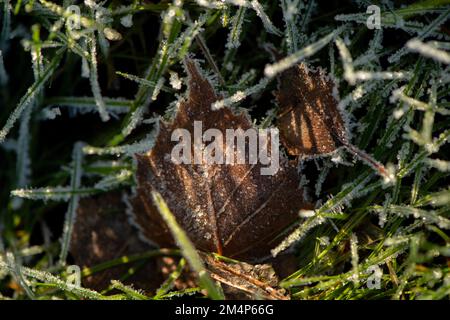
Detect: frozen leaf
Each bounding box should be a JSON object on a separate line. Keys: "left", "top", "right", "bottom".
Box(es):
{"left": 131, "top": 59, "right": 311, "bottom": 261}
{"left": 69, "top": 191, "right": 162, "bottom": 291}
{"left": 275, "top": 62, "right": 391, "bottom": 179}
{"left": 202, "top": 254, "right": 289, "bottom": 300}
{"left": 275, "top": 63, "right": 347, "bottom": 156}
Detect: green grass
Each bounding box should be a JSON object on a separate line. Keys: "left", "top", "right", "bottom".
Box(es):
{"left": 0, "top": 0, "right": 449, "bottom": 300}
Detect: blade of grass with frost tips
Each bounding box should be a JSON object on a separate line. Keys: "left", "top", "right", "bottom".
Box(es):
{"left": 110, "top": 280, "right": 149, "bottom": 300}
{"left": 151, "top": 191, "right": 224, "bottom": 300}
{"left": 388, "top": 7, "right": 450, "bottom": 63}
{"left": 59, "top": 142, "right": 84, "bottom": 265}
{"left": 226, "top": 6, "right": 247, "bottom": 49}
{"left": 280, "top": 0, "right": 300, "bottom": 54}
{"left": 83, "top": 133, "right": 157, "bottom": 156}
{"left": 119, "top": 2, "right": 185, "bottom": 138}
{"left": 282, "top": 243, "right": 407, "bottom": 289}
{"left": 11, "top": 186, "right": 101, "bottom": 201}
{"left": 40, "top": 19, "right": 89, "bottom": 60}
{"left": 119, "top": 11, "right": 208, "bottom": 139}
{"left": 157, "top": 287, "right": 202, "bottom": 299}
{"left": 414, "top": 189, "right": 450, "bottom": 207}
{"left": 93, "top": 169, "right": 133, "bottom": 190}
{"left": 116, "top": 71, "right": 174, "bottom": 93}
{"left": 398, "top": 128, "right": 450, "bottom": 178}
{"left": 407, "top": 39, "right": 450, "bottom": 64}
{"left": 0, "top": 47, "right": 65, "bottom": 143}
{"left": 88, "top": 37, "right": 110, "bottom": 122}
{"left": 250, "top": 0, "right": 282, "bottom": 36}
{"left": 4, "top": 252, "right": 35, "bottom": 299}
{"left": 373, "top": 205, "right": 450, "bottom": 229}
{"left": 80, "top": 248, "right": 180, "bottom": 278}
{"left": 44, "top": 96, "right": 133, "bottom": 112}
{"left": 0, "top": 257, "right": 108, "bottom": 299}
{"left": 272, "top": 172, "right": 373, "bottom": 258}
{"left": 211, "top": 77, "right": 270, "bottom": 110}
{"left": 154, "top": 258, "right": 186, "bottom": 299}
{"left": 264, "top": 27, "right": 345, "bottom": 77}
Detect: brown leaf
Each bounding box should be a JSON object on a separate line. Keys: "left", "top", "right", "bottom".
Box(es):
{"left": 131, "top": 59, "right": 312, "bottom": 261}
{"left": 70, "top": 191, "right": 163, "bottom": 292}
{"left": 70, "top": 191, "right": 202, "bottom": 295}
{"left": 275, "top": 62, "right": 390, "bottom": 178}
{"left": 202, "top": 255, "right": 289, "bottom": 300}
{"left": 202, "top": 254, "right": 289, "bottom": 300}
{"left": 275, "top": 63, "right": 348, "bottom": 156}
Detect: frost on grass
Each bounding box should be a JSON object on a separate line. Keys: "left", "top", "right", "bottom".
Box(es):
{"left": 198, "top": 0, "right": 281, "bottom": 37}
{"left": 43, "top": 96, "right": 131, "bottom": 117}
{"left": 264, "top": 28, "right": 343, "bottom": 78}
{"left": 1, "top": 0, "right": 450, "bottom": 300}
{"left": 59, "top": 142, "right": 85, "bottom": 265}
{"left": 271, "top": 213, "right": 325, "bottom": 257}
{"left": 407, "top": 39, "right": 450, "bottom": 64}
{"left": 387, "top": 8, "right": 450, "bottom": 63}
{"left": 280, "top": 0, "right": 300, "bottom": 53}
{"left": 169, "top": 71, "right": 182, "bottom": 90}
{"left": 226, "top": 6, "right": 247, "bottom": 49}
{"left": 211, "top": 77, "right": 270, "bottom": 110}
{"left": 335, "top": 37, "right": 411, "bottom": 85}
{"left": 83, "top": 133, "right": 157, "bottom": 156}
{"left": 0, "top": 48, "right": 64, "bottom": 143}
{"left": 249, "top": 0, "right": 282, "bottom": 36}
{"left": 12, "top": 187, "right": 82, "bottom": 202}
{"left": 374, "top": 205, "right": 450, "bottom": 230}
{"left": 3, "top": 252, "right": 35, "bottom": 299}
{"left": 0, "top": 255, "right": 104, "bottom": 299}
{"left": 121, "top": 12, "right": 208, "bottom": 137}
{"left": 93, "top": 169, "right": 133, "bottom": 191}
{"left": 88, "top": 36, "right": 110, "bottom": 122}
{"left": 349, "top": 233, "right": 359, "bottom": 284}
{"left": 12, "top": 46, "right": 45, "bottom": 209}
{"left": 11, "top": 104, "right": 32, "bottom": 210}
{"left": 426, "top": 158, "right": 450, "bottom": 172}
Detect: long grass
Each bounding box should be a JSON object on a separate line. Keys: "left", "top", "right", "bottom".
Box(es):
{"left": 0, "top": 0, "right": 449, "bottom": 300}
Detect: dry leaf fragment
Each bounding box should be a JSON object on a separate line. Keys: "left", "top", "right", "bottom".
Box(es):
{"left": 202, "top": 254, "right": 289, "bottom": 300}
{"left": 131, "top": 59, "right": 312, "bottom": 261}
{"left": 275, "top": 63, "right": 347, "bottom": 157}
{"left": 275, "top": 63, "right": 390, "bottom": 178}
{"left": 70, "top": 192, "right": 161, "bottom": 292}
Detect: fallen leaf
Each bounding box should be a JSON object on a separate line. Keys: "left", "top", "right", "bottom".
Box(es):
{"left": 131, "top": 59, "right": 311, "bottom": 261}
{"left": 202, "top": 254, "right": 289, "bottom": 300}
{"left": 70, "top": 191, "right": 165, "bottom": 292}
{"left": 275, "top": 62, "right": 390, "bottom": 178}
{"left": 275, "top": 63, "right": 347, "bottom": 157}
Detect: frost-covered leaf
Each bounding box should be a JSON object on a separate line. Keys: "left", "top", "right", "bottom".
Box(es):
{"left": 274, "top": 62, "right": 392, "bottom": 180}
{"left": 131, "top": 59, "right": 311, "bottom": 261}
{"left": 275, "top": 63, "right": 347, "bottom": 156}
{"left": 69, "top": 191, "right": 161, "bottom": 291}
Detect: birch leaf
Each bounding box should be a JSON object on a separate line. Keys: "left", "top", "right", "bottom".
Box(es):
{"left": 275, "top": 63, "right": 347, "bottom": 156}
{"left": 131, "top": 59, "right": 311, "bottom": 261}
